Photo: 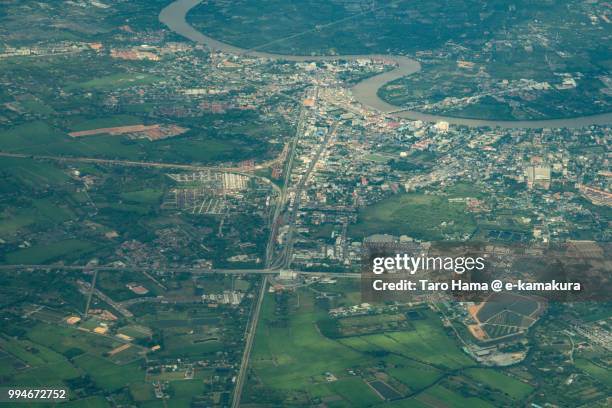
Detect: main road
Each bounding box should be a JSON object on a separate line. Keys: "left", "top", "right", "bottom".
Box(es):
{"left": 230, "top": 103, "right": 309, "bottom": 407}
{"left": 160, "top": 0, "right": 612, "bottom": 129}
{"left": 0, "top": 263, "right": 360, "bottom": 278}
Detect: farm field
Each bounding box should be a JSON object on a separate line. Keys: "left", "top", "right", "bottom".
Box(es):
{"left": 464, "top": 368, "right": 534, "bottom": 400}
{"left": 4, "top": 239, "right": 95, "bottom": 264}
{"left": 0, "top": 272, "right": 249, "bottom": 407}
{"left": 575, "top": 359, "right": 612, "bottom": 388}
{"left": 416, "top": 385, "right": 494, "bottom": 408}
{"left": 65, "top": 72, "right": 161, "bottom": 91}
{"left": 244, "top": 289, "right": 486, "bottom": 406}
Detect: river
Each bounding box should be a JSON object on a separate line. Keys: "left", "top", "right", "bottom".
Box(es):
{"left": 159, "top": 0, "right": 612, "bottom": 129}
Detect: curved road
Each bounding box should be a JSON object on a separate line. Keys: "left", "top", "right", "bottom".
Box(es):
{"left": 160, "top": 0, "right": 612, "bottom": 129}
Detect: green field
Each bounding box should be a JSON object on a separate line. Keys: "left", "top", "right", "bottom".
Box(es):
{"left": 0, "top": 183, "right": 78, "bottom": 240}
{"left": 26, "top": 324, "right": 119, "bottom": 356}
{"left": 417, "top": 385, "right": 494, "bottom": 408}
{"left": 0, "top": 156, "right": 70, "bottom": 188}
{"left": 245, "top": 289, "right": 472, "bottom": 405}
{"left": 0, "top": 121, "right": 66, "bottom": 152}
{"left": 19, "top": 96, "right": 55, "bottom": 115}
{"left": 384, "top": 356, "right": 442, "bottom": 391}
{"left": 65, "top": 73, "right": 160, "bottom": 91}
{"left": 464, "top": 368, "right": 534, "bottom": 400}
{"left": 62, "top": 396, "right": 111, "bottom": 408}
{"left": 313, "top": 378, "right": 381, "bottom": 407}
{"left": 350, "top": 193, "right": 476, "bottom": 240}
{"left": 67, "top": 115, "right": 142, "bottom": 132}
{"left": 120, "top": 188, "right": 164, "bottom": 205}
{"left": 4, "top": 239, "right": 94, "bottom": 264}
{"left": 0, "top": 120, "right": 270, "bottom": 165}
{"left": 576, "top": 359, "right": 612, "bottom": 388}
{"left": 0, "top": 322, "right": 143, "bottom": 395}
{"left": 339, "top": 314, "right": 472, "bottom": 370}
{"left": 249, "top": 294, "right": 366, "bottom": 391}
{"left": 73, "top": 354, "right": 144, "bottom": 391}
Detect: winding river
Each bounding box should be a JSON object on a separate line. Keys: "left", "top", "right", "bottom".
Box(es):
{"left": 160, "top": 0, "right": 612, "bottom": 129}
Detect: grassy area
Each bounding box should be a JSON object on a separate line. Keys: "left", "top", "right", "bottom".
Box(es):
{"left": 120, "top": 188, "right": 164, "bottom": 205}
{"left": 19, "top": 97, "right": 55, "bottom": 115}
{"left": 340, "top": 311, "right": 472, "bottom": 370}
{"left": 0, "top": 157, "right": 78, "bottom": 239}
{"left": 0, "top": 210, "right": 37, "bottom": 236}
{"left": 384, "top": 357, "right": 442, "bottom": 391}
{"left": 0, "top": 156, "right": 70, "bottom": 186}
{"left": 130, "top": 382, "right": 156, "bottom": 401}
{"left": 464, "top": 368, "right": 534, "bottom": 399}
{"left": 0, "top": 335, "right": 64, "bottom": 367}
{"left": 65, "top": 73, "right": 160, "bottom": 91}
{"left": 4, "top": 239, "right": 94, "bottom": 264}
{"left": 0, "top": 120, "right": 269, "bottom": 164}
{"left": 72, "top": 355, "right": 144, "bottom": 392}
{"left": 67, "top": 115, "right": 142, "bottom": 132}
{"left": 0, "top": 121, "right": 66, "bottom": 152}
{"left": 62, "top": 396, "right": 111, "bottom": 408}
{"left": 384, "top": 399, "right": 430, "bottom": 408}
{"left": 246, "top": 289, "right": 471, "bottom": 405}
{"left": 350, "top": 193, "right": 476, "bottom": 240}
{"left": 325, "top": 378, "right": 381, "bottom": 407}
{"left": 417, "top": 385, "right": 494, "bottom": 408}
{"left": 249, "top": 294, "right": 364, "bottom": 391}
{"left": 11, "top": 359, "right": 81, "bottom": 388}
{"left": 576, "top": 359, "right": 612, "bottom": 387}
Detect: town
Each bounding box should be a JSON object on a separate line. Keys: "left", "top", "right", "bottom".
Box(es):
{"left": 0, "top": 0, "right": 609, "bottom": 407}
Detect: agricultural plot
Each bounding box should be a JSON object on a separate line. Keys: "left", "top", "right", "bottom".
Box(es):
{"left": 245, "top": 289, "right": 472, "bottom": 405}
{"left": 575, "top": 359, "right": 612, "bottom": 388}
{"left": 417, "top": 385, "right": 495, "bottom": 408}
{"left": 368, "top": 380, "right": 402, "bottom": 400}
{"left": 481, "top": 324, "right": 521, "bottom": 339}
{"left": 0, "top": 267, "right": 251, "bottom": 407}
{"left": 334, "top": 313, "right": 412, "bottom": 337}
{"left": 464, "top": 368, "right": 534, "bottom": 400}
{"left": 468, "top": 293, "right": 544, "bottom": 342}
{"left": 4, "top": 239, "right": 95, "bottom": 264}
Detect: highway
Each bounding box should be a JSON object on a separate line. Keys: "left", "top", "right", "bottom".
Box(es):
{"left": 230, "top": 104, "right": 308, "bottom": 407}
{"left": 278, "top": 121, "right": 337, "bottom": 269}
{"left": 230, "top": 274, "right": 267, "bottom": 408}
{"left": 0, "top": 151, "right": 240, "bottom": 171}
{"left": 0, "top": 264, "right": 360, "bottom": 278}
{"left": 0, "top": 99, "right": 350, "bottom": 408}
{"left": 265, "top": 105, "right": 307, "bottom": 268}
